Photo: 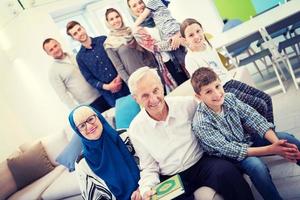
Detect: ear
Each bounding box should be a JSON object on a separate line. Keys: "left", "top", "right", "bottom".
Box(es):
{"left": 132, "top": 94, "right": 139, "bottom": 103}
{"left": 194, "top": 93, "right": 202, "bottom": 101}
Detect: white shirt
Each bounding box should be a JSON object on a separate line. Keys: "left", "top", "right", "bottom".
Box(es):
{"left": 185, "top": 46, "right": 232, "bottom": 85}
{"left": 49, "top": 53, "right": 100, "bottom": 109}
{"left": 128, "top": 96, "right": 203, "bottom": 196}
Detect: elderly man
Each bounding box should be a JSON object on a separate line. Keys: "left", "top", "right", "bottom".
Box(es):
{"left": 43, "top": 38, "right": 110, "bottom": 112}
{"left": 128, "top": 67, "right": 254, "bottom": 200}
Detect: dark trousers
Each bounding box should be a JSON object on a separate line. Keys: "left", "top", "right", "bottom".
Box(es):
{"left": 160, "top": 155, "right": 254, "bottom": 200}
{"left": 89, "top": 96, "right": 111, "bottom": 113}
{"left": 165, "top": 60, "right": 188, "bottom": 86}
{"left": 224, "top": 80, "right": 274, "bottom": 123}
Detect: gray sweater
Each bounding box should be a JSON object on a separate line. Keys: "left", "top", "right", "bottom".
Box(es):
{"left": 106, "top": 44, "right": 157, "bottom": 82}
{"left": 48, "top": 54, "right": 100, "bottom": 109}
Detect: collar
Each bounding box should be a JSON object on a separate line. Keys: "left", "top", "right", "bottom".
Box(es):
{"left": 198, "top": 93, "right": 236, "bottom": 117}
{"left": 54, "top": 53, "right": 69, "bottom": 64}
{"left": 141, "top": 98, "right": 176, "bottom": 128}
{"left": 81, "top": 37, "right": 95, "bottom": 52}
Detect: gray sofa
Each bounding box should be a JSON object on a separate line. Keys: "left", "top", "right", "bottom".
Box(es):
{"left": 4, "top": 67, "right": 300, "bottom": 200}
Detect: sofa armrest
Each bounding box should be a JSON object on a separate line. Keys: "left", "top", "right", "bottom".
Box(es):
{"left": 41, "top": 168, "right": 80, "bottom": 200}
{"left": 8, "top": 166, "right": 65, "bottom": 200}
{"left": 194, "top": 186, "right": 223, "bottom": 200}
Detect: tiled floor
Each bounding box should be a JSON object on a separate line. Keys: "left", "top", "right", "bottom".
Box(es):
{"left": 245, "top": 55, "right": 300, "bottom": 200}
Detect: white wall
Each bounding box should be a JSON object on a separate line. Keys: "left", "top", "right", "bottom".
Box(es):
{"left": 169, "top": 0, "right": 224, "bottom": 35}
{"left": 0, "top": 2, "right": 77, "bottom": 161}
{"left": 0, "top": 0, "right": 225, "bottom": 161}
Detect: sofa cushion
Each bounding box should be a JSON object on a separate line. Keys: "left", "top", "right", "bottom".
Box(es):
{"left": 7, "top": 166, "right": 65, "bottom": 200}
{"left": 7, "top": 141, "right": 55, "bottom": 190}
{"left": 19, "top": 130, "right": 69, "bottom": 166}
{"left": 115, "top": 95, "right": 140, "bottom": 129}
{"left": 41, "top": 169, "right": 81, "bottom": 200}
{"left": 0, "top": 160, "right": 17, "bottom": 200}
{"left": 56, "top": 134, "right": 82, "bottom": 172}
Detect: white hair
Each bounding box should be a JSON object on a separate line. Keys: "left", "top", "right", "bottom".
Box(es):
{"left": 128, "top": 66, "right": 162, "bottom": 95}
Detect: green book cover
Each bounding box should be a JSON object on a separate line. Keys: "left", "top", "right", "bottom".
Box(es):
{"left": 151, "top": 174, "right": 185, "bottom": 200}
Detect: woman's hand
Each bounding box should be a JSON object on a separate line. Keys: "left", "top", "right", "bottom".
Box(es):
{"left": 143, "top": 190, "right": 155, "bottom": 200}
{"left": 131, "top": 189, "right": 142, "bottom": 200}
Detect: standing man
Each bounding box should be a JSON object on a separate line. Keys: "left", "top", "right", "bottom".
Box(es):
{"left": 66, "top": 21, "right": 129, "bottom": 107}
{"left": 43, "top": 38, "right": 111, "bottom": 112}
{"left": 127, "top": 67, "right": 254, "bottom": 200}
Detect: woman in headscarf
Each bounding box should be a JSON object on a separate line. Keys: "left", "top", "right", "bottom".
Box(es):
{"left": 69, "top": 105, "right": 140, "bottom": 200}
{"left": 127, "top": 0, "right": 189, "bottom": 90}
{"left": 104, "top": 8, "right": 158, "bottom": 83}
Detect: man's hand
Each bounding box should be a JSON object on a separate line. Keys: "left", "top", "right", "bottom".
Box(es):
{"left": 170, "top": 32, "right": 182, "bottom": 50}
{"left": 131, "top": 189, "right": 142, "bottom": 200}
{"left": 102, "top": 76, "right": 122, "bottom": 93}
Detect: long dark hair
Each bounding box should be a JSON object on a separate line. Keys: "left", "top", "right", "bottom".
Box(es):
{"left": 180, "top": 18, "right": 212, "bottom": 47}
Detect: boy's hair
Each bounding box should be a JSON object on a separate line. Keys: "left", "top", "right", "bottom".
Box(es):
{"left": 180, "top": 18, "right": 212, "bottom": 47}
{"left": 66, "top": 21, "right": 81, "bottom": 36}
{"left": 191, "top": 67, "right": 218, "bottom": 94}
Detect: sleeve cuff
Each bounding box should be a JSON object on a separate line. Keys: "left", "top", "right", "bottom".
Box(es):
{"left": 260, "top": 122, "right": 275, "bottom": 138}
{"left": 237, "top": 144, "right": 248, "bottom": 161}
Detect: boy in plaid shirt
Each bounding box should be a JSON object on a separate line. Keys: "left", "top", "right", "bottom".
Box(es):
{"left": 191, "top": 67, "right": 300, "bottom": 200}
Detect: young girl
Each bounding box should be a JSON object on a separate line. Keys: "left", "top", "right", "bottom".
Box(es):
{"left": 180, "top": 18, "right": 274, "bottom": 123}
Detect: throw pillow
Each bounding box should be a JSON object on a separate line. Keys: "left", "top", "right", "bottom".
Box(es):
{"left": 55, "top": 134, "right": 82, "bottom": 172}
{"left": 115, "top": 95, "right": 140, "bottom": 129}
{"left": 0, "top": 160, "right": 18, "bottom": 199}
{"left": 6, "top": 141, "right": 54, "bottom": 190}
{"left": 117, "top": 129, "right": 139, "bottom": 166}
{"left": 19, "top": 130, "right": 69, "bottom": 166}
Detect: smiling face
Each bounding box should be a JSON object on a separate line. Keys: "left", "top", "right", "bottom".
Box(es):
{"left": 43, "top": 39, "right": 64, "bottom": 59}
{"left": 195, "top": 79, "right": 225, "bottom": 113}
{"left": 133, "top": 73, "right": 167, "bottom": 119}
{"left": 184, "top": 23, "right": 206, "bottom": 51}
{"left": 127, "top": 0, "right": 146, "bottom": 17}
{"left": 68, "top": 24, "right": 89, "bottom": 43}
{"left": 106, "top": 11, "right": 123, "bottom": 29}
{"left": 73, "top": 107, "right": 103, "bottom": 140}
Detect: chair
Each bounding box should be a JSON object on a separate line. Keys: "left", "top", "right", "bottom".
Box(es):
{"left": 223, "top": 19, "right": 265, "bottom": 78}
{"left": 264, "top": 11, "right": 300, "bottom": 89}
{"left": 224, "top": 31, "right": 286, "bottom": 94}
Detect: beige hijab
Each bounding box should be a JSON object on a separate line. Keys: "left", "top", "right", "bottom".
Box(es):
{"left": 103, "top": 11, "right": 134, "bottom": 49}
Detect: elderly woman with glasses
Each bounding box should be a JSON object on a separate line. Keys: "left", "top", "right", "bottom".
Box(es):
{"left": 69, "top": 105, "right": 140, "bottom": 200}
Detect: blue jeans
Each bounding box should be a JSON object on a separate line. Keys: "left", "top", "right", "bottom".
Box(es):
{"left": 239, "top": 132, "right": 300, "bottom": 200}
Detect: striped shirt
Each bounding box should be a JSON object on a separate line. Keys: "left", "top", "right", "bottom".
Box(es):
{"left": 192, "top": 93, "right": 274, "bottom": 161}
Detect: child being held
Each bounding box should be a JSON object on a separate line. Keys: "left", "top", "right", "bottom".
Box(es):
{"left": 133, "top": 0, "right": 182, "bottom": 49}
{"left": 191, "top": 67, "right": 300, "bottom": 200}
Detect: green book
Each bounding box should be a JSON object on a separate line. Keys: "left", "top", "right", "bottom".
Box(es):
{"left": 151, "top": 174, "right": 185, "bottom": 200}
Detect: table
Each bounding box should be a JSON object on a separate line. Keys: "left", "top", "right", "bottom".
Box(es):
{"left": 211, "top": 0, "right": 300, "bottom": 49}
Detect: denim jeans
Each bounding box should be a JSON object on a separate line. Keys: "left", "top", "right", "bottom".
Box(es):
{"left": 238, "top": 132, "right": 300, "bottom": 200}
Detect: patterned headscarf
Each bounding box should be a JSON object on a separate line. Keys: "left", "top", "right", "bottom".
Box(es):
{"left": 103, "top": 10, "right": 134, "bottom": 49}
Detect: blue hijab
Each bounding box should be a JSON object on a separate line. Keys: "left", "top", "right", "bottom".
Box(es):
{"left": 69, "top": 105, "right": 140, "bottom": 200}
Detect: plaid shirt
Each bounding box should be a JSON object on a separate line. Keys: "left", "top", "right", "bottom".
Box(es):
{"left": 192, "top": 93, "right": 274, "bottom": 161}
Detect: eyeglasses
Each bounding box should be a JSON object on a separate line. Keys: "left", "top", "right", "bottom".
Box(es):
{"left": 76, "top": 114, "right": 97, "bottom": 131}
